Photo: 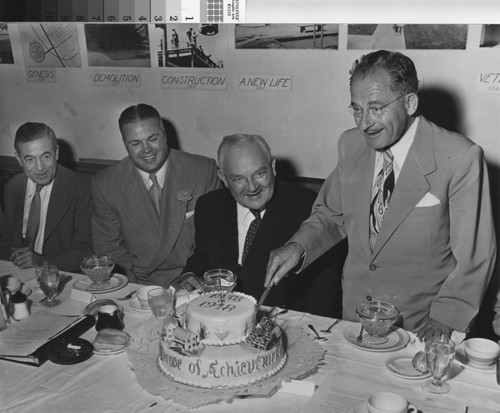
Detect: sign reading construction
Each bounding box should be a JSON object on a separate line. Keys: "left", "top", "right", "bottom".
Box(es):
{"left": 239, "top": 75, "right": 292, "bottom": 92}
{"left": 92, "top": 70, "right": 142, "bottom": 87}
{"left": 160, "top": 72, "right": 227, "bottom": 90}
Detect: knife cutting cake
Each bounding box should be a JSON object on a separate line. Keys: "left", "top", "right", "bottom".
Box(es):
{"left": 158, "top": 292, "right": 287, "bottom": 388}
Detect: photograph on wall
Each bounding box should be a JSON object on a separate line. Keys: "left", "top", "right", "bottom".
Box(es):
{"left": 348, "top": 24, "right": 468, "bottom": 50}
{"left": 18, "top": 23, "right": 81, "bottom": 67}
{"left": 151, "top": 23, "right": 227, "bottom": 68}
{"left": 235, "top": 24, "right": 339, "bottom": 49}
{"left": 0, "top": 23, "right": 14, "bottom": 64}
{"left": 85, "top": 24, "right": 150, "bottom": 67}
{"left": 480, "top": 25, "right": 500, "bottom": 47}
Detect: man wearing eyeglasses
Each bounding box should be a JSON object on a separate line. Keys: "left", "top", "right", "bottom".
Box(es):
{"left": 265, "top": 50, "right": 496, "bottom": 340}
{"left": 176, "top": 134, "right": 346, "bottom": 316}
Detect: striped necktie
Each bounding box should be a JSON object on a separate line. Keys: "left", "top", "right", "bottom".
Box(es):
{"left": 24, "top": 184, "right": 43, "bottom": 250}
{"left": 242, "top": 210, "right": 261, "bottom": 264}
{"left": 369, "top": 150, "right": 395, "bottom": 250}
{"left": 149, "top": 174, "right": 162, "bottom": 216}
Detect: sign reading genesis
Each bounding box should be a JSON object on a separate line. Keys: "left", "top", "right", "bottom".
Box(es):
{"left": 25, "top": 68, "right": 56, "bottom": 83}
{"left": 92, "top": 70, "right": 142, "bottom": 87}
{"left": 160, "top": 72, "right": 227, "bottom": 90}
{"left": 239, "top": 75, "right": 292, "bottom": 92}
{"left": 476, "top": 72, "right": 500, "bottom": 94}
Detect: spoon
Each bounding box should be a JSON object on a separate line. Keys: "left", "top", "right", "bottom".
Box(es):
{"left": 320, "top": 319, "right": 342, "bottom": 333}
{"left": 116, "top": 290, "right": 137, "bottom": 301}
{"left": 356, "top": 325, "right": 364, "bottom": 343}
{"left": 308, "top": 324, "right": 327, "bottom": 341}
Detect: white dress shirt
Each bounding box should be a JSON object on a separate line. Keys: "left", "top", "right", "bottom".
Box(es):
{"left": 136, "top": 160, "right": 168, "bottom": 191}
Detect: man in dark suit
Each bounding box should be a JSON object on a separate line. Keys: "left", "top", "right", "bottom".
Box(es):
{"left": 91, "top": 104, "right": 220, "bottom": 288}
{"left": 178, "top": 134, "right": 346, "bottom": 316}
{"left": 0, "top": 122, "right": 92, "bottom": 272}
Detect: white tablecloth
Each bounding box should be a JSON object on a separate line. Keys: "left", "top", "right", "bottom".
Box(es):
{"left": 1, "top": 260, "right": 499, "bottom": 413}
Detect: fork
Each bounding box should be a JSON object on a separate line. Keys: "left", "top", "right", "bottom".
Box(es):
{"left": 320, "top": 319, "right": 342, "bottom": 334}
{"left": 308, "top": 324, "right": 327, "bottom": 341}
{"left": 116, "top": 290, "right": 137, "bottom": 301}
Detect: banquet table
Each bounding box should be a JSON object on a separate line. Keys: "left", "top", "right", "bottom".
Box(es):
{"left": 1, "top": 260, "right": 499, "bottom": 413}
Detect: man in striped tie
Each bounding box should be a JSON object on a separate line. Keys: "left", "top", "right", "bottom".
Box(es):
{"left": 265, "top": 50, "right": 496, "bottom": 340}
{"left": 0, "top": 122, "right": 93, "bottom": 271}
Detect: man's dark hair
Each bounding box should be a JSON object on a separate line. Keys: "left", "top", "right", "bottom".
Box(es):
{"left": 118, "top": 104, "right": 164, "bottom": 133}
{"left": 349, "top": 50, "right": 419, "bottom": 95}
{"left": 14, "top": 122, "right": 57, "bottom": 152}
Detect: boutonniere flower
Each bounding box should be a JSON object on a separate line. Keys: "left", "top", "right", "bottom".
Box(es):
{"left": 177, "top": 190, "right": 193, "bottom": 203}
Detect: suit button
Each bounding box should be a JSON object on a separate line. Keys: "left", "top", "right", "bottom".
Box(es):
{"left": 369, "top": 264, "right": 377, "bottom": 271}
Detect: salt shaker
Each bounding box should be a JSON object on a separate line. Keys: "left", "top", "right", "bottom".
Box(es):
{"left": 11, "top": 292, "right": 30, "bottom": 321}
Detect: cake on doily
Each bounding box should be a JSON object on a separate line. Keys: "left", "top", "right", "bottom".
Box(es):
{"left": 158, "top": 292, "right": 287, "bottom": 389}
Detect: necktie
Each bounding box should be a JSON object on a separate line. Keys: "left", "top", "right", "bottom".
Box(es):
{"left": 242, "top": 210, "right": 261, "bottom": 264}
{"left": 369, "top": 150, "right": 395, "bottom": 250}
{"left": 149, "top": 174, "right": 162, "bottom": 216}
{"left": 24, "top": 184, "right": 43, "bottom": 250}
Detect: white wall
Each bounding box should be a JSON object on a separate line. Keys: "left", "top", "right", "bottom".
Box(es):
{"left": 0, "top": 23, "right": 499, "bottom": 180}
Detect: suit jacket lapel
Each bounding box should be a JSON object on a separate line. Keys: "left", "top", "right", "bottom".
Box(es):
{"left": 372, "top": 118, "right": 436, "bottom": 257}
{"left": 12, "top": 177, "right": 27, "bottom": 247}
{"left": 351, "top": 144, "right": 376, "bottom": 256}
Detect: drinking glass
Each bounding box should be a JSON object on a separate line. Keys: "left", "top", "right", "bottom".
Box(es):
{"left": 202, "top": 269, "right": 237, "bottom": 293}
{"left": 148, "top": 288, "right": 173, "bottom": 317}
{"left": 423, "top": 336, "right": 455, "bottom": 394}
{"left": 36, "top": 265, "right": 62, "bottom": 307}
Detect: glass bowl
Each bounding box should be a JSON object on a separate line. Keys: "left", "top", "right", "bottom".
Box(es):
{"left": 356, "top": 301, "right": 399, "bottom": 344}
{"left": 202, "top": 269, "right": 237, "bottom": 293}
{"left": 80, "top": 255, "right": 115, "bottom": 289}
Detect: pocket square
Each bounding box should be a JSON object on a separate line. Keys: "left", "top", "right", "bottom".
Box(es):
{"left": 185, "top": 210, "right": 195, "bottom": 219}
{"left": 416, "top": 192, "right": 441, "bottom": 207}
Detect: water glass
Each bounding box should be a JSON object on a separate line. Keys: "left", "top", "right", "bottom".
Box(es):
{"left": 422, "top": 336, "right": 455, "bottom": 394}
{"left": 36, "top": 265, "right": 62, "bottom": 307}
{"left": 148, "top": 288, "right": 173, "bottom": 317}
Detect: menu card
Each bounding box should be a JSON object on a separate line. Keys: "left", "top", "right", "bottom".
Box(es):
{"left": 0, "top": 313, "right": 95, "bottom": 366}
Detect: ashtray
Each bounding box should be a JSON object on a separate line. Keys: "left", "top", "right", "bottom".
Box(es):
{"left": 46, "top": 337, "right": 94, "bottom": 365}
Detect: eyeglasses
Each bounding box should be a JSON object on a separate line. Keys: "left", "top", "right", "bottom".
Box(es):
{"left": 348, "top": 95, "right": 405, "bottom": 119}
{"left": 223, "top": 161, "right": 272, "bottom": 188}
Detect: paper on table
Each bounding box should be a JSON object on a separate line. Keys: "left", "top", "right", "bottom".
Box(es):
{"left": 0, "top": 312, "right": 80, "bottom": 356}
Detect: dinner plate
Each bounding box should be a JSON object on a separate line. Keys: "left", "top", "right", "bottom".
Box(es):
{"left": 343, "top": 324, "right": 410, "bottom": 352}
{"left": 385, "top": 355, "right": 431, "bottom": 379}
{"left": 128, "top": 295, "right": 151, "bottom": 313}
{"left": 73, "top": 273, "right": 128, "bottom": 294}
{"left": 46, "top": 337, "right": 94, "bottom": 365}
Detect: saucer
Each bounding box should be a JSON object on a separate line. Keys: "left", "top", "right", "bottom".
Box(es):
{"left": 461, "top": 358, "right": 496, "bottom": 373}
{"left": 83, "top": 299, "right": 123, "bottom": 317}
{"left": 385, "top": 355, "right": 431, "bottom": 379}
{"left": 93, "top": 336, "right": 131, "bottom": 355}
{"left": 74, "top": 274, "right": 128, "bottom": 294}
{"left": 343, "top": 324, "right": 410, "bottom": 352}
{"left": 129, "top": 295, "right": 151, "bottom": 313}
{"left": 354, "top": 402, "right": 368, "bottom": 413}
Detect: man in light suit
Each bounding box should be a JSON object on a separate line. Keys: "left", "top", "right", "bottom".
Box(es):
{"left": 265, "top": 50, "right": 496, "bottom": 339}
{"left": 177, "top": 134, "right": 346, "bottom": 316}
{"left": 0, "top": 122, "right": 93, "bottom": 272}
{"left": 91, "top": 104, "right": 220, "bottom": 288}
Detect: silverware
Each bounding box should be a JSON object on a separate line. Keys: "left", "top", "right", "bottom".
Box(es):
{"left": 356, "top": 325, "right": 364, "bottom": 343}
{"left": 116, "top": 290, "right": 137, "bottom": 301}
{"left": 496, "top": 358, "right": 500, "bottom": 385}
{"left": 256, "top": 282, "right": 273, "bottom": 310}
{"left": 308, "top": 324, "right": 327, "bottom": 341}
{"left": 320, "top": 319, "right": 342, "bottom": 333}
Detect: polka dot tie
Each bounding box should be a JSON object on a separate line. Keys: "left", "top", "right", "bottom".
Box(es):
{"left": 242, "top": 210, "right": 261, "bottom": 264}
{"left": 369, "top": 150, "right": 395, "bottom": 251}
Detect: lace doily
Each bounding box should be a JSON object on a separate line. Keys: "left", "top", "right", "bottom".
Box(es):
{"left": 126, "top": 317, "right": 326, "bottom": 409}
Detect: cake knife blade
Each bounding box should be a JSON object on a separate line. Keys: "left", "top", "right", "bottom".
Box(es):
{"left": 256, "top": 282, "right": 273, "bottom": 310}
